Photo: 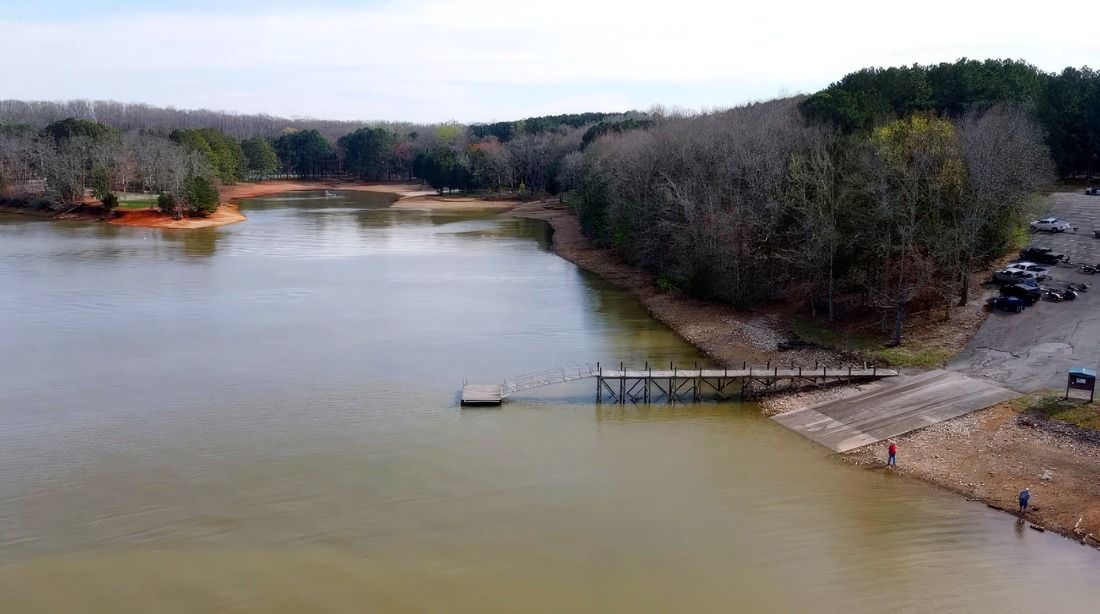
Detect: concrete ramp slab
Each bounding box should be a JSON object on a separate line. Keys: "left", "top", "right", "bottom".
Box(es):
{"left": 772, "top": 370, "right": 1020, "bottom": 452}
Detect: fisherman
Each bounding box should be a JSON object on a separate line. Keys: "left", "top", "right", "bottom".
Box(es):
{"left": 887, "top": 439, "right": 897, "bottom": 468}
{"left": 1019, "top": 487, "right": 1031, "bottom": 514}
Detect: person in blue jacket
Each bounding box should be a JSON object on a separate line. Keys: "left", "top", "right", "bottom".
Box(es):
{"left": 1018, "top": 487, "right": 1031, "bottom": 514}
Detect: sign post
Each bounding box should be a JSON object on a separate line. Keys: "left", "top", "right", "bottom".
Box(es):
{"left": 1066, "top": 368, "right": 1096, "bottom": 402}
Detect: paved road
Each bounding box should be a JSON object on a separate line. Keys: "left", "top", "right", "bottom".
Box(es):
{"left": 951, "top": 190, "right": 1100, "bottom": 392}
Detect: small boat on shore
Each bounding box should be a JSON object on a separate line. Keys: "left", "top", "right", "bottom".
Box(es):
{"left": 324, "top": 190, "right": 338, "bottom": 198}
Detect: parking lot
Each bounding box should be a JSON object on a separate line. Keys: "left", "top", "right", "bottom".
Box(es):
{"left": 1027, "top": 191, "right": 1100, "bottom": 265}
{"left": 951, "top": 190, "right": 1100, "bottom": 392}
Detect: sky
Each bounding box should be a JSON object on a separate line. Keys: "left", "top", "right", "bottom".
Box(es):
{"left": 1, "top": 0, "right": 1097, "bottom": 123}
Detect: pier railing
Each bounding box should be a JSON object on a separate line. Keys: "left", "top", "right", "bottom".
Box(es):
{"left": 502, "top": 363, "right": 601, "bottom": 397}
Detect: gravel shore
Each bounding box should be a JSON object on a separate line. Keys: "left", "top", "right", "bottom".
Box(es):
{"left": 843, "top": 402, "right": 1100, "bottom": 547}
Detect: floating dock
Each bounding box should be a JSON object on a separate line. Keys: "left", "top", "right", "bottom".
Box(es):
{"left": 461, "top": 384, "right": 503, "bottom": 406}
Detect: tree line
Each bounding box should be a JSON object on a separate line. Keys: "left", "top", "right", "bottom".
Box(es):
{"left": 0, "top": 108, "right": 622, "bottom": 212}
{"left": 0, "top": 99, "right": 388, "bottom": 141}
{"left": 0, "top": 118, "right": 219, "bottom": 217}
{"left": 800, "top": 58, "right": 1099, "bottom": 178}
{"left": 569, "top": 97, "right": 1054, "bottom": 345}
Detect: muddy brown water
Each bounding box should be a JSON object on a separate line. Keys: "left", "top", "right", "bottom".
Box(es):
{"left": 1, "top": 191, "right": 1098, "bottom": 612}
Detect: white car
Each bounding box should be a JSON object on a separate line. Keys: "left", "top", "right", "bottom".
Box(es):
{"left": 1006, "top": 262, "right": 1051, "bottom": 280}
{"left": 1030, "top": 217, "right": 1072, "bottom": 232}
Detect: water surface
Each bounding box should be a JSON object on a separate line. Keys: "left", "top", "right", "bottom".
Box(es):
{"left": 1, "top": 191, "right": 1098, "bottom": 612}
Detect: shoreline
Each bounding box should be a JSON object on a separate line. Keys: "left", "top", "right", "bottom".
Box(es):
{"left": 106, "top": 181, "right": 512, "bottom": 229}
{"left": 110, "top": 203, "right": 246, "bottom": 229}
{"left": 507, "top": 200, "right": 838, "bottom": 367}
{"left": 759, "top": 367, "right": 1100, "bottom": 548}
{"left": 842, "top": 401, "right": 1100, "bottom": 547}
{"left": 512, "top": 200, "right": 1100, "bottom": 550}
{"left": 391, "top": 194, "right": 519, "bottom": 210}
{"left": 106, "top": 181, "right": 434, "bottom": 230}
{"left": 217, "top": 180, "right": 435, "bottom": 202}
{"left": 12, "top": 181, "right": 523, "bottom": 229}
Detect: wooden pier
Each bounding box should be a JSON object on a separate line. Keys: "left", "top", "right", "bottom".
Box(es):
{"left": 461, "top": 362, "right": 898, "bottom": 406}
{"left": 594, "top": 363, "right": 897, "bottom": 404}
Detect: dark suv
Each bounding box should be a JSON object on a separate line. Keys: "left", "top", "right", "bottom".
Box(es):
{"left": 1001, "top": 281, "right": 1041, "bottom": 305}
{"left": 1020, "top": 247, "right": 1065, "bottom": 265}
{"left": 989, "top": 296, "right": 1026, "bottom": 313}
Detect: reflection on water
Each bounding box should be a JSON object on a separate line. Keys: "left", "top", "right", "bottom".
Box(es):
{"left": 0, "top": 191, "right": 1098, "bottom": 612}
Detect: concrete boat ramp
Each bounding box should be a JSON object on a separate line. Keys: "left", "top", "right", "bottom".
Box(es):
{"left": 772, "top": 370, "right": 1020, "bottom": 452}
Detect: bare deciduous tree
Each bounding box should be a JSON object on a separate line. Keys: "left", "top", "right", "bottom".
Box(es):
{"left": 953, "top": 106, "right": 1054, "bottom": 304}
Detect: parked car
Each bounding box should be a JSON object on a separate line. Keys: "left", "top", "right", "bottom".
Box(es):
{"left": 988, "top": 295, "right": 1026, "bottom": 313}
{"left": 1020, "top": 246, "right": 1066, "bottom": 265}
{"left": 1085, "top": 186, "right": 1100, "bottom": 195}
{"left": 1029, "top": 217, "right": 1072, "bottom": 232}
{"left": 1001, "top": 282, "right": 1041, "bottom": 305}
{"left": 993, "top": 269, "right": 1040, "bottom": 284}
{"left": 1005, "top": 262, "right": 1051, "bottom": 280}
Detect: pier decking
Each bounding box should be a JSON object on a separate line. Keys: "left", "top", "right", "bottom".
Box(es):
{"left": 461, "top": 363, "right": 898, "bottom": 405}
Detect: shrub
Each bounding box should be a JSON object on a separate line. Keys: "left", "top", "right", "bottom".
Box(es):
{"left": 656, "top": 275, "right": 680, "bottom": 292}
{"left": 90, "top": 166, "right": 111, "bottom": 200}
{"left": 100, "top": 192, "right": 119, "bottom": 210}
{"left": 184, "top": 176, "right": 219, "bottom": 217}
{"left": 157, "top": 192, "right": 177, "bottom": 216}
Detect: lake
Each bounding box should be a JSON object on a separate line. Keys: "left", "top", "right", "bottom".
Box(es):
{"left": 1, "top": 190, "right": 1098, "bottom": 612}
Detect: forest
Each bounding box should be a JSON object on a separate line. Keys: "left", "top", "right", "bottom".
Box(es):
{"left": 571, "top": 58, "right": 1085, "bottom": 343}
{"left": 1, "top": 58, "right": 1096, "bottom": 339}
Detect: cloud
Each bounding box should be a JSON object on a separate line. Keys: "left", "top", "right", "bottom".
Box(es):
{"left": 1, "top": 0, "right": 1096, "bottom": 122}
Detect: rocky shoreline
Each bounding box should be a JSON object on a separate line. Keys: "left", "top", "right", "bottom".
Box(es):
{"left": 842, "top": 402, "right": 1100, "bottom": 548}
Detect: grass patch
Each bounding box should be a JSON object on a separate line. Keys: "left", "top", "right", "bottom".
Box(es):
{"left": 117, "top": 198, "right": 158, "bottom": 209}
{"left": 1012, "top": 392, "right": 1100, "bottom": 431}
{"left": 791, "top": 317, "right": 953, "bottom": 368}
{"left": 791, "top": 317, "right": 871, "bottom": 349}
{"left": 869, "top": 346, "right": 954, "bottom": 369}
